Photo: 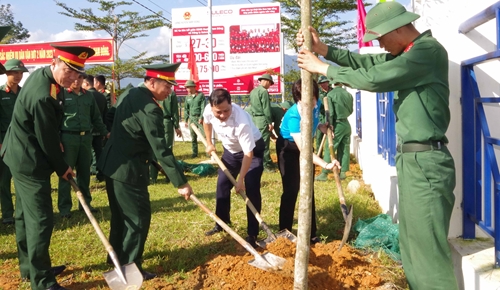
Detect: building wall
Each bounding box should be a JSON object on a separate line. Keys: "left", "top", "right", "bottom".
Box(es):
{"left": 354, "top": 0, "right": 500, "bottom": 238}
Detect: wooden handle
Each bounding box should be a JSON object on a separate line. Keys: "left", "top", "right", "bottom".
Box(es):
{"left": 189, "top": 123, "right": 265, "bottom": 222}
{"left": 317, "top": 133, "right": 326, "bottom": 157}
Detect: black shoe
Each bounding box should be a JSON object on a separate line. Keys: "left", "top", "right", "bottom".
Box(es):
{"left": 141, "top": 270, "right": 157, "bottom": 280}
{"left": 51, "top": 265, "right": 66, "bottom": 276}
{"left": 46, "top": 283, "right": 68, "bottom": 290}
{"left": 310, "top": 237, "right": 321, "bottom": 245}
{"left": 205, "top": 226, "right": 223, "bottom": 236}
{"left": 245, "top": 235, "right": 259, "bottom": 249}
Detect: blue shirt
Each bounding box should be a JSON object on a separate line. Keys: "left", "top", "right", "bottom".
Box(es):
{"left": 280, "top": 103, "right": 320, "bottom": 141}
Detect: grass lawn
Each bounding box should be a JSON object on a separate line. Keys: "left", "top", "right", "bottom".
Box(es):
{"left": 0, "top": 140, "right": 407, "bottom": 289}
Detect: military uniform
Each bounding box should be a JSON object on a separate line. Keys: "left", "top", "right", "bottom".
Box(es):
{"left": 0, "top": 59, "right": 28, "bottom": 224}
{"left": 249, "top": 74, "right": 274, "bottom": 169}
{"left": 1, "top": 45, "right": 95, "bottom": 290}
{"left": 184, "top": 84, "right": 205, "bottom": 157}
{"left": 318, "top": 2, "right": 458, "bottom": 289}
{"left": 97, "top": 63, "right": 188, "bottom": 273}
{"left": 150, "top": 90, "right": 180, "bottom": 182}
{"left": 87, "top": 87, "right": 108, "bottom": 181}
{"left": 57, "top": 86, "right": 108, "bottom": 216}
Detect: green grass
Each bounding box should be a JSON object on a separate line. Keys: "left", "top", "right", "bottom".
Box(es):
{"left": 0, "top": 140, "right": 406, "bottom": 289}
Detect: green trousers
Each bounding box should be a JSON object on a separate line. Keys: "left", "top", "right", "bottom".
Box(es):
{"left": 0, "top": 156, "right": 13, "bottom": 220}
{"left": 253, "top": 115, "right": 272, "bottom": 168}
{"left": 333, "top": 121, "right": 351, "bottom": 173}
{"left": 57, "top": 133, "right": 93, "bottom": 215}
{"left": 316, "top": 129, "right": 331, "bottom": 173}
{"left": 150, "top": 119, "right": 174, "bottom": 181}
{"left": 396, "top": 146, "right": 458, "bottom": 290}
{"left": 189, "top": 117, "right": 204, "bottom": 156}
{"left": 12, "top": 173, "right": 57, "bottom": 290}
{"left": 105, "top": 177, "right": 150, "bottom": 270}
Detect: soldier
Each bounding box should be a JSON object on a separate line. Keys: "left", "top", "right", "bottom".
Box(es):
{"left": 183, "top": 80, "right": 206, "bottom": 158}
{"left": 94, "top": 74, "right": 111, "bottom": 108}
{"left": 57, "top": 73, "right": 109, "bottom": 218}
{"left": 315, "top": 76, "right": 332, "bottom": 181}
{"left": 82, "top": 74, "right": 108, "bottom": 182}
{"left": 249, "top": 73, "right": 274, "bottom": 171}
{"left": 0, "top": 59, "right": 28, "bottom": 225}
{"left": 150, "top": 90, "right": 182, "bottom": 183}
{"left": 325, "top": 82, "right": 353, "bottom": 180}
{"left": 97, "top": 63, "right": 193, "bottom": 280}
{"left": 1, "top": 44, "right": 93, "bottom": 290}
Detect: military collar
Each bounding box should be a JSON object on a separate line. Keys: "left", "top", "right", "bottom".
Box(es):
{"left": 66, "top": 87, "right": 86, "bottom": 95}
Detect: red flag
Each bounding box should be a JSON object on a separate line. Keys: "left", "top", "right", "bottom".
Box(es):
{"left": 357, "top": 0, "right": 373, "bottom": 49}
{"left": 188, "top": 36, "right": 200, "bottom": 90}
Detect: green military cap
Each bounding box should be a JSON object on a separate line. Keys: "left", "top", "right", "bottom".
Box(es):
{"left": 0, "top": 26, "right": 12, "bottom": 74}
{"left": 363, "top": 1, "right": 420, "bottom": 42}
{"left": 184, "top": 80, "right": 196, "bottom": 87}
{"left": 4, "top": 58, "right": 28, "bottom": 73}
{"left": 51, "top": 44, "right": 96, "bottom": 73}
{"left": 143, "top": 63, "right": 181, "bottom": 86}
{"left": 258, "top": 73, "right": 274, "bottom": 85}
{"left": 318, "top": 76, "right": 329, "bottom": 84}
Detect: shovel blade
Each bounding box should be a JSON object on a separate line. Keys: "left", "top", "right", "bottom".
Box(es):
{"left": 103, "top": 262, "right": 143, "bottom": 290}
{"left": 338, "top": 205, "right": 353, "bottom": 252}
{"left": 248, "top": 252, "right": 287, "bottom": 272}
{"left": 257, "top": 229, "right": 297, "bottom": 248}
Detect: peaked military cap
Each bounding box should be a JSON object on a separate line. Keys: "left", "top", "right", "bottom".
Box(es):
{"left": 258, "top": 73, "right": 274, "bottom": 85}
{"left": 143, "top": 63, "right": 181, "bottom": 86}
{"left": 184, "top": 80, "right": 196, "bottom": 87}
{"left": 318, "top": 76, "right": 329, "bottom": 84}
{"left": 0, "top": 26, "right": 12, "bottom": 74}
{"left": 4, "top": 59, "right": 29, "bottom": 73}
{"left": 363, "top": 1, "right": 420, "bottom": 42}
{"left": 51, "top": 44, "right": 96, "bottom": 73}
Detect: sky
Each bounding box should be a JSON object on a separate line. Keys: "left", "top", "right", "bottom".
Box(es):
{"left": 9, "top": 0, "right": 411, "bottom": 60}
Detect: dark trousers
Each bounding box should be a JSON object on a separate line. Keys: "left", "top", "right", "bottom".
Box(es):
{"left": 278, "top": 138, "right": 317, "bottom": 238}
{"left": 91, "top": 135, "right": 104, "bottom": 180}
{"left": 214, "top": 138, "right": 265, "bottom": 236}
{"left": 12, "top": 173, "right": 57, "bottom": 290}
{"left": 105, "top": 177, "right": 151, "bottom": 270}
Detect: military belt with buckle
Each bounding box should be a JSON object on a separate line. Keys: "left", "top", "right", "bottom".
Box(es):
{"left": 396, "top": 141, "right": 445, "bottom": 153}
{"left": 62, "top": 130, "right": 91, "bottom": 136}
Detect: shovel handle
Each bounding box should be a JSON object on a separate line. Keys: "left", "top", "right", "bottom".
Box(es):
{"left": 189, "top": 193, "right": 266, "bottom": 258}
{"left": 317, "top": 133, "right": 326, "bottom": 157}
{"left": 189, "top": 123, "right": 274, "bottom": 234}
{"left": 323, "top": 98, "right": 348, "bottom": 214}
{"left": 67, "top": 177, "right": 128, "bottom": 284}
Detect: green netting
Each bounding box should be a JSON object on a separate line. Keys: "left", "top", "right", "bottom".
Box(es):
{"left": 176, "top": 160, "right": 216, "bottom": 177}
{"left": 353, "top": 213, "right": 401, "bottom": 260}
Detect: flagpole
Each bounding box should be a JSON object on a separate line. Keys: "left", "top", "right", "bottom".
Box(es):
{"left": 208, "top": 0, "right": 216, "bottom": 146}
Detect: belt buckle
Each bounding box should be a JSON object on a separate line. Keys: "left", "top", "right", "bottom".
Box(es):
{"left": 80, "top": 131, "right": 85, "bottom": 136}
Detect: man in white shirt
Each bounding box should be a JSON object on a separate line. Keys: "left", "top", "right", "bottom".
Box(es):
{"left": 203, "top": 88, "right": 265, "bottom": 248}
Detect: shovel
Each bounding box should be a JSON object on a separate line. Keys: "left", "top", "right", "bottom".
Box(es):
{"left": 68, "top": 177, "right": 143, "bottom": 289}
{"left": 148, "top": 160, "right": 286, "bottom": 272}
{"left": 317, "top": 133, "right": 327, "bottom": 157}
{"left": 189, "top": 123, "right": 296, "bottom": 248}
{"left": 323, "top": 97, "right": 354, "bottom": 252}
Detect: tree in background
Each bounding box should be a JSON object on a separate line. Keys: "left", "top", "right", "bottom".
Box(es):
{"left": 275, "top": 0, "right": 362, "bottom": 52}
{"left": 55, "top": 0, "right": 170, "bottom": 93}
{"left": 0, "top": 4, "right": 30, "bottom": 43}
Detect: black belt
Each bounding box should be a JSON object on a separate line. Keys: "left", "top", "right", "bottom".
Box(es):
{"left": 396, "top": 141, "right": 446, "bottom": 153}
{"left": 62, "top": 130, "right": 91, "bottom": 136}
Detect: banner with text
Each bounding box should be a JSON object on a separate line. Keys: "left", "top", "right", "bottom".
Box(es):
{"left": 171, "top": 3, "right": 282, "bottom": 95}
{"left": 0, "top": 39, "right": 114, "bottom": 65}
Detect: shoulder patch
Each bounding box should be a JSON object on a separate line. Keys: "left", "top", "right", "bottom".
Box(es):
{"left": 50, "top": 84, "right": 60, "bottom": 100}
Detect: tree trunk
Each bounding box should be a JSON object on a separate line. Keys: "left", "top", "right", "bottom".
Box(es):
{"left": 294, "top": 0, "right": 313, "bottom": 289}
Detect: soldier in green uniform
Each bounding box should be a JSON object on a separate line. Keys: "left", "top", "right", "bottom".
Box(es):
{"left": 323, "top": 82, "right": 353, "bottom": 180}
{"left": 150, "top": 90, "right": 182, "bottom": 183}
{"left": 97, "top": 63, "right": 193, "bottom": 280}
{"left": 249, "top": 73, "right": 274, "bottom": 171}
{"left": 183, "top": 80, "right": 205, "bottom": 158}
{"left": 94, "top": 75, "right": 111, "bottom": 108}
{"left": 0, "top": 59, "right": 28, "bottom": 225}
{"left": 1, "top": 44, "right": 94, "bottom": 290}
{"left": 315, "top": 76, "right": 332, "bottom": 181}
{"left": 57, "top": 74, "right": 109, "bottom": 218}
{"left": 297, "top": 2, "right": 458, "bottom": 289}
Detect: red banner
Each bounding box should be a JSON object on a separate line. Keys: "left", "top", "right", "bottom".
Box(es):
{"left": 0, "top": 39, "right": 114, "bottom": 65}
{"left": 357, "top": 0, "right": 373, "bottom": 49}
